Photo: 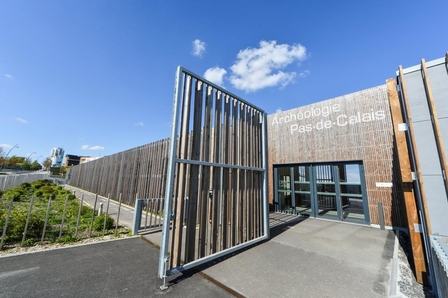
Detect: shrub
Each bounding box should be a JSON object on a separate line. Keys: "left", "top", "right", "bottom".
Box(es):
{"left": 31, "top": 180, "right": 50, "bottom": 189}
{"left": 93, "top": 214, "right": 115, "bottom": 231}
{"left": 4, "top": 188, "right": 25, "bottom": 201}
{"left": 7, "top": 209, "right": 45, "bottom": 242}
{"left": 20, "top": 182, "right": 32, "bottom": 189}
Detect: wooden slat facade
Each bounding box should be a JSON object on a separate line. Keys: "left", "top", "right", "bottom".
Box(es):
{"left": 267, "top": 84, "right": 408, "bottom": 227}
{"left": 162, "top": 68, "right": 268, "bottom": 275}
{"left": 69, "top": 138, "right": 169, "bottom": 206}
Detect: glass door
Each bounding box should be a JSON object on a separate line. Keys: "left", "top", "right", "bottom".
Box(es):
{"left": 314, "top": 165, "right": 339, "bottom": 220}
{"left": 338, "top": 164, "right": 368, "bottom": 224}
{"left": 274, "top": 162, "right": 369, "bottom": 224}
{"left": 293, "top": 165, "right": 312, "bottom": 216}
{"left": 276, "top": 166, "right": 292, "bottom": 212}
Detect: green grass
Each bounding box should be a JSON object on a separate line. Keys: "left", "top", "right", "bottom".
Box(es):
{"left": 0, "top": 180, "right": 129, "bottom": 249}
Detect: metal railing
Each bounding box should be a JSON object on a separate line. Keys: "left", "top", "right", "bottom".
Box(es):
{"left": 0, "top": 172, "right": 49, "bottom": 191}
{"left": 430, "top": 235, "right": 448, "bottom": 297}
{"left": 0, "top": 192, "right": 128, "bottom": 251}
{"left": 1, "top": 186, "right": 168, "bottom": 251}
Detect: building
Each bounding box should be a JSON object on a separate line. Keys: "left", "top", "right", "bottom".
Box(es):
{"left": 64, "top": 154, "right": 101, "bottom": 167}
{"left": 65, "top": 154, "right": 81, "bottom": 167}
{"left": 267, "top": 54, "right": 448, "bottom": 291}
{"left": 68, "top": 53, "right": 448, "bottom": 293}
{"left": 50, "top": 147, "right": 64, "bottom": 167}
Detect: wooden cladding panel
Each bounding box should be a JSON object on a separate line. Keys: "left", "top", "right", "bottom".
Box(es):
{"left": 69, "top": 139, "right": 170, "bottom": 206}
{"left": 167, "top": 72, "right": 267, "bottom": 271}
{"left": 267, "top": 84, "right": 407, "bottom": 227}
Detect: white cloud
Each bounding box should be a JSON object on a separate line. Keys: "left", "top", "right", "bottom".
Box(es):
{"left": 229, "top": 40, "right": 307, "bottom": 92}
{"left": 81, "top": 145, "right": 105, "bottom": 151}
{"left": 4, "top": 74, "right": 12, "bottom": 79}
{"left": 135, "top": 122, "right": 145, "bottom": 127}
{"left": 0, "top": 143, "right": 14, "bottom": 149}
{"left": 299, "top": 70, "right": 310, "bottom": 78}
{"left": 276, "top": 108, "right": 282, "bottom": 113}
{"left": 204, "top": 67, "right": 227, "bottom": 86}
{"left": 192, "top": 39, "right": 206, "bottom": 58}
{"left": 15, "top": 117, "right": 27, "bottom": 124}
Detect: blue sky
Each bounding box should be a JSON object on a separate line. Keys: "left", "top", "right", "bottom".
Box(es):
{"left": 1, "top": 1, "right": 447, "bottom": 163}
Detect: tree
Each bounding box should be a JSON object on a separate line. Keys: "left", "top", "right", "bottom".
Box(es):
{"left": 43, "top": 157, "right": 52, "bottom": 170}
{"left": 7, "top": 155, "right": 24, "bottom": 168}
{"left": 30, "top": 161, "right": 42, "bottom": 171}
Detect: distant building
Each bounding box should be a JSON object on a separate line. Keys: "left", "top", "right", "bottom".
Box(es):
{"left": 64, "top": 154, "right": 101, "bottom": 167}
{"left": 65, "top": 154, "right": 81, "bottom": 167}
{"left": 50, "top": 148, "right": 64, "bottom": 167}
{"left": 80, "top": 156, "right": 101, "bottom": 163}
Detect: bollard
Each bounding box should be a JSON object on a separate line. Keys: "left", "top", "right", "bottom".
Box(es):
{"left": 132, "top": 199, "right": 145, "bottom": 235}
{"left": 378, "top": 202, "right": 385, "bottom": 230}
{"left": 98, "top": 203, "right": 103, "bottom": 216}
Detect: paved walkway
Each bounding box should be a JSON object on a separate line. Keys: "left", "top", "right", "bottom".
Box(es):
{"left": 144, "top": 214, "right": 396, "bottom": 297}
{"left": 55, "top": 185, "right": 412, "bottom": 297}
{"left": 64, "top": 185, "right": 164, "bottom": 234}
{"left": 64, "top": 185, "right": 137, "bottom": 231}
{"left": 0, "top": 237, "right": 232, "bottom": 298}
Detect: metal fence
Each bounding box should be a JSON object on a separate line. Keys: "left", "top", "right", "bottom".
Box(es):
{"left": 1, "top": 185, "right": 167, "bottom": 251}
{"left": 0, "top": 192, "right": 125, "bottom": 251}
{"left": 430, "top": 236, "right": 448, "bottom": 298}
{"left": 0, "top": 172, "right": 49, "bottom": 191}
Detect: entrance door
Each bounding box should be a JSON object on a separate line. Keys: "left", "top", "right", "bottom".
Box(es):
{"left": 338, "top": 164, "right": 369, "bottom": 223}
{"left": 314, "top": 165, "right": 339, "bottom": 220}
{"left": 292, "top": 165, "right": 313, "bottom": 217}
{"left": 274, "top": 162, "right": 369, "bottom": 224}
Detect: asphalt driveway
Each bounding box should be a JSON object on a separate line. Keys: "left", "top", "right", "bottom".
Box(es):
{"left": 0, "top": 237, "right": 232, "bottom": 298}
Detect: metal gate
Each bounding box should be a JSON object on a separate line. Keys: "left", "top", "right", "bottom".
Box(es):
{"left": 158, "top": 66, "right": 269, "bottom": 278}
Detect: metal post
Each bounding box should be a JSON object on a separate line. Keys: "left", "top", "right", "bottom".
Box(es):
{"left": 159, "top": 66, "right": 183, "bottom": 279}
{"left": 75, "top": 194, "right": 84, "bottom": 237}
{"left": 21, "top": 195, "right": 35, "bottom": 246}
{"left": 115, "top": 193, "right": 122, "bottom": 234}
{"left": 145, "top": 198, "right": 149, "bottom": 231}
{"left": 261, "top": 112, "right": 270, "bottom": 238}
{"left": 59, "top": 195, "right": 69, "bottom": 238}
{"left": 41, "top": 196, "right": 53, "bottom": 243}
{"left": 102, "top": 194, "right": 111, "bottom": 236}
{"left": 160, "top": 257, "right": 169, "bottom": 290}
{"left": 89, "top": 194, "right": 98, "bottom": 237}
{"left": 0, "top": 196, "right": 14, "bottom": 250}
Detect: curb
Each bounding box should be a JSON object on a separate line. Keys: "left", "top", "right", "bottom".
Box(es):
{"left": 389, "top": 230, "right": 400, "bottom": 297}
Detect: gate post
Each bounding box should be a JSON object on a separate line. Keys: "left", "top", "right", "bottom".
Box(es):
{"left": 132, "top": 199, "right": 145, "bottom": 235}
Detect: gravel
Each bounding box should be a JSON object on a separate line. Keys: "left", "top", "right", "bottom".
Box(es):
{"left": 395, "top": 231, "right": 434, "bottom": 298}
{"left": 0, "top": 234, "right": 133, "bottom": 258}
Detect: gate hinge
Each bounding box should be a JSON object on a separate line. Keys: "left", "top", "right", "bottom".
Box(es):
{"left": 398, "top": 123, "right": 408, "bottom": 132}
{"left": 414, "top": 223, "right": 422, "bottom": 233}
